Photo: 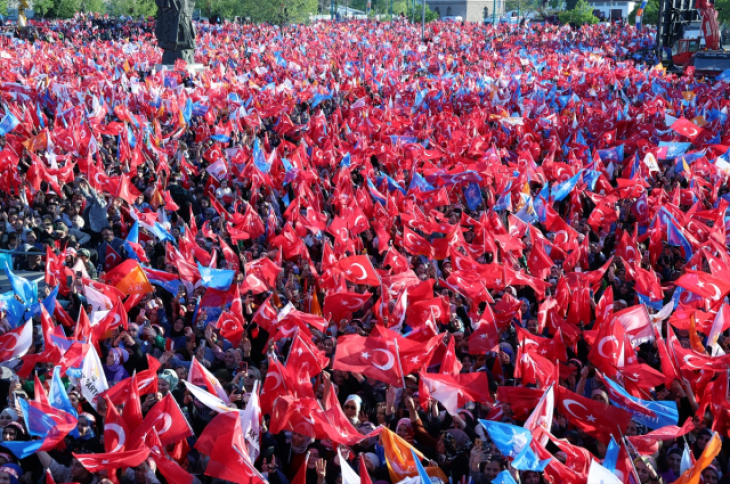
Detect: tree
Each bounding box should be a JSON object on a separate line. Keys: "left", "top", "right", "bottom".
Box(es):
{"left": 565, "top": 0, "right": 578, "bottom": 10}
{"left": 107, "top": 0, "right": 157, "bottom": 17}
{"left": 628, "top": 0, "right": 659, "bottom": 25}
{"left": 0, "top": 0, "right": 7, "bottom": 16}
{"left": 558, "top": 0, "right": 598, "bottom": 24}
{"left": 33, "top": 0, "right": 55, "bottom": 17}
{"left": 715, "top": 0, "right": 730, "bottom": 24}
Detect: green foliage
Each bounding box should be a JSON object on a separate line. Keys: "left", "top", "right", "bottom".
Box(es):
{"left": 715, "top": 0, "right": 730, "bottom": 24}
{"left": 33, "top": 0, "right": 55, "bottom": 17}
{"left": 549, "top": 0, "right": 560, "bottom": 9}
{"left": 107, "top": 0, "right": 158, "bottom": 18}
{"left": 628, "top": 0, "right": 658, "bottom": 25}
{"left": 0, "top": 0, "right": 7, "bottom": 16}
{"left": 558, "top": 0, "right": 598, "bottom": 24}
{"left": 564, "top": 0, "right": 578, "bottom": 10}
{"left": 404, "top": 1, "right": 438, "bottom": 22}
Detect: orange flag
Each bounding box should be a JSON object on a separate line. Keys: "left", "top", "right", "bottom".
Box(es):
{"left": 672, "top": 432, "right": 721, "bottom": 484}
{"left": 380, "top": 427, "right": 447, "bottom": 483}
{"left": 104, "top": 260, "right": 153, "bottom": 296}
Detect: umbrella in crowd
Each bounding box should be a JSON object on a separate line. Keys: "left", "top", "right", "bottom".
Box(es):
{"left": 0, "top": 13, "right": 728, "bottom": 484}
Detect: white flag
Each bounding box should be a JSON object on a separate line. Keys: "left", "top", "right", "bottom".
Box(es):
{"left": 183, "top": 380, "right": 235, "bottom": 414}
{"left": 587, "top": 460, "right": 623, "bottom": 484}
{"left": 79, "top": 346, "right": 108, "bottom": 410}
{"left": 339, "top": 447, "right": 360, "bottom": 484}
{"left": 240, "top": 380, "right": 261, "bottom": 462}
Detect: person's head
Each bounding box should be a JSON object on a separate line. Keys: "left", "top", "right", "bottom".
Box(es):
{"left": 521, "top": 471, "right": 540, "bottom": 484}
{"left": 224, "top": 349, "right": 236, "bottom": 368}
{"left": 25, "top": 232, "right": 37, "bottom": 245}
{"left": 128, "top": 323, "right": 139, "bottom": 338}
{"left": 483, "top": 458, "right": 502, "bottom": 481}
{"left": 0, "top": 464, "right": 22, "bottom": 484}
{"left": 175, "top": 366, "right": 188, "bottom": 381}
{"left": 695, "top": 429, "right": 712, "bottom": 452}
{"left": 101, "top": 227, "right": 115, "bottom": 242}
{"left": 666, "top": 448, "right": 682, "bottom": 475}
{"left": 132, "top": 461, "right": 151, "bottom": 483}
{"left": 396, "top": 418, "right": 414, "bottom": 442}
{"left": 344, "top": 395, "right": 361, "bottom": 420}
{"left": 0, "top": 409, "right": 17, "bottom": 428}
{"left": 158, "top": 369, "right": 179, "bottom": 395}
{"left": 77, "top": 413, "right": 95, "bottom": 436}
{"left": 701, "top": 466, "right": 720, "bottom": 484}
{"left": 634, "top": 457, "right": 656, "bottom": 484}
{"left": 291, "top": 432, "right": 308, "bottom": 450}
{"left": 2, "top": 423, "right": 23, "bottom": 442}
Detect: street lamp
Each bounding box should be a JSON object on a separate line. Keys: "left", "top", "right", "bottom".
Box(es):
{"left": 421, "top": 0, "right": 425, "bottom": 40}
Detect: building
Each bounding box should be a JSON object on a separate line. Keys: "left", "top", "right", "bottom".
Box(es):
{"left": 585, "top": 0, "right": 637, "bottom": 20}
{"left": 424, "top": 0, "right": 503, "bottom": 22}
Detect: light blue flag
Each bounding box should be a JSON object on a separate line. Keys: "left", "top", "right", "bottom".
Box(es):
{"left": 603, "top": 436, "right": 620, "bottom": 473}
{"left": 492, "top": 471, "right": 518, "bottom": 484}
{"left": 197, "top": 263, "right": 235, "bottom": 291}
{"left": 411, "top": 450, "right": 431, "bottom": 484}
{"left": 3, "top": 264, "right": 36, "bottom": 307}
{"left": 0, "top": 110, "right": 20, "bottom": 136}
{"left": 408, "top": 172, "right": 435, "bottom": 192}
{"left": 151, "top": 223, "right": 176, "bottom": 244}
{"left": 602, "top": 376, "right": 678, "bottom": 429}
{"left": 0, "top": 292, "right": 26, "bottom": 328}
{"left": 253, "top": 138, "right": 270, "bottom": 173}
{"left": 479, "top": 420, "right": 550, "bottom": 471}
{"left": 464, "top": 182, "right": 483, "bottom": 211}
{"left": 551, "top": 171, "right": 582, "bottom": 202}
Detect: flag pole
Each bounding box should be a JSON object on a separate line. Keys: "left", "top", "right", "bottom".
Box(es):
{"left": 393, "top": 339, "right": 406, "bottom": 389}
{"left": 617, "top": 425, "right": 642, "bottom": 484}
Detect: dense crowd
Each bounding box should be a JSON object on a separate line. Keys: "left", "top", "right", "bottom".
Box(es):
{"left": 0, "top": 14, "right": 727, "bottom": 484}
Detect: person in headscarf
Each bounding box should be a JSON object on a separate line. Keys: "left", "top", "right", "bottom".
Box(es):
{"left": 277, "top": 431, "right": 314, "bottom": 481}
{"left": 104, "top": 347, "right": 130, "bottom": 383}
{"left": 0, "top": 463, "right": 23, "bottom": 484}
{"left": 343, "top": 395, "right": 362, "bottom": 427}
{"left": 437, "top": 428, "right": 472, "bottom": 483}
{"left": 1, "top": 423, "right": 25, "bottom": 443}
{"left": 65, "top": 412, "right": 103, "bottom": 455}
{"left": 158, "top": 369, "right": 185, "bottom": 405}
{"left": 659, "top": 447, "right": 682, "bottom": 483}
{"left": 0, "top": 410, "right": 18, "bottom": 430}
{"left": 693, "top": 429, "right": 713, "bottom": 459}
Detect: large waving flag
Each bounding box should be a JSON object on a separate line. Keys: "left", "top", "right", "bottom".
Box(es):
{"left": 380, "top": 428, "right": 447, "bottom": 483}
{"left": 479, "top": 420, "right": 551, "bottom": 471}
{"left": 3, "top": 264, "right": 37, "bottom": 307}
{"left": 3, "top": 398, "right": 77, "bottom": 459}
{"left": 672, "top": 432, "right": 721, "bottom": 484}
{"left": 104, "top": 259, "right": 153, "bottom": 296}
{"left": 197, "top": 263, "right": 235, "bottom": 291}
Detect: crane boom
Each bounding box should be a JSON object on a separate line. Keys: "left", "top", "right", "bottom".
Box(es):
{"left": 696, "top": 0, "right": 721, "bottom": 50}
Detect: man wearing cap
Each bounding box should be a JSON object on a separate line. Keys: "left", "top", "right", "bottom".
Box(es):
{"left": 78, "top": 249, "right": 97, "bottom": 280}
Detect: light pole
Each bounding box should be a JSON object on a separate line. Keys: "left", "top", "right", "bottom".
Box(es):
{"left": 331, "top": 0, "right": 335, "bottom": 19}
{"left": 421, "top": 0, "right": 425, "bottom": 41}
{"left": 493, "top": 0, "right": 496, "bottom": 25}
{"left": 390, "top": 0, "right": 393, "bottom": 19}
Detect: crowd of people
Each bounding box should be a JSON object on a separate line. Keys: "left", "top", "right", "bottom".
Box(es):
{"left": 0, "top": 14, "right": 727, "bottom": 484}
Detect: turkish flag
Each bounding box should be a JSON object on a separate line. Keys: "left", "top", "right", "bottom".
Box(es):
{"left": 618, "top": 363, "right": 666, "bottom": 397}
{"left": 675, "top": 270, "right": 730, "bottom": 306}
{"left": 145, "top": 430, "right": 195, "bottom": 484}
{"left": 338, "top": 255, "right": 381, "bottom": 286}
{"left": 334, "top": 335, "right": 407, "bottom": 386}
{"left": 418, "top": 372, "right": 492, "bottom": 415}
{"left": 672, "top": 337, "right": 730, "bottom": 371}
{"left": 102, "top": 355, "right": 160, "bottom": 404}
{"left": 260, "top": 354, "right": 294, "bottom": 414}
{"left": 627, "top": 420, "right": 694, "bottom": 455}
{"left": 188, "top": 357, "right": 231, "bottom": 404}
{"left": 587, "top": 319, "right": 626, "bottom": 378}
{"left": 201, "top": 413, "right": 267, "bottom": 484}
{"left": 323, "top": 291, "right": 372, "bottom": 321}
{"left": 252, "top": 295, "right": 278, "bottom": 332}
{"left": 287, "top": 334, "right": 330, "bottom": 379}
{"left": 614, "top": 304, "right": 654, "bottom": 345}
{"left": 132, "top": 393, "right": 192, "bottom": 446}
{"left": 74, "top": 448, "right": 150, "bottom": 473}
{"left": 105, "top": 244, "right": 123, "bottom": 271}
{"left": 556, "top": 386, "right": 632, "bottom": 444}
{"left": 103, "top": 396, "right": 129, "bottom": 453}
{"left": 218, "top": 236, "right": 239, "bottom": 270}
{"left": 467, "top": 317, "right": 502, "bottom": 355}
{"left": 401, "top": 227, "right": 432, "bottom": 257}
{"left": 633, "top": 266, "right": 664, "bottom": 301}
{"left": 269, "top": 395, "right": 335, "bottom": 439}
{"left": 217, "top": 310, "right": 244, "bottom": 347}
{"left": 527, "top": 242, "right": 554, "bottom": 280}
{"left": 515, "top": 347, "right": 555, "bottom": 388}
{"left": 516, "top": 326, "right": 567, "bottom": 363}
{"left": 671, "top": 117, "right": 704, "bottom": 139}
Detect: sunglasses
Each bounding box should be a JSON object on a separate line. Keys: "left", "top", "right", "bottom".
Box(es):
{"left": 343, "top": 404, "right": 357, "bottom": 410}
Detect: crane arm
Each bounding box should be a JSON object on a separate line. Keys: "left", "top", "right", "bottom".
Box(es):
{"left": 697, "top": 0, "right": 721, "bottom": 50}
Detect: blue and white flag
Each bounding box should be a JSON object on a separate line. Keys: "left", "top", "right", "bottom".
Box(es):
{"left": 197, "top": 263, "right": 235, "bottom": 291}
{"left": 479, "top": 420, "right": 550, "bottom": 471}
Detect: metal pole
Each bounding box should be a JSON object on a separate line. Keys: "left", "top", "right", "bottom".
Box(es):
{"left": 331, "top": 0, "right": 334, "bottom": 19}
{"left": 493, "top": 0, "right": 496, "bottom": 25}
{"left": 390, "top": 0, "right": 393, "bottom": 18}
{"left": 421, "top": 0, "right": 426, "bottom": 41}
{"left": 412, "top": 0, "right": 415, "bottom": 23}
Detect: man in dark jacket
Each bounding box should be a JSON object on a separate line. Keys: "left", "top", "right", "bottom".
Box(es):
{"left": 96, "top": 227, "right": 125, "bottom": 273}
{"left": 168, "top": 176, "right": 201, "bottom": 224}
